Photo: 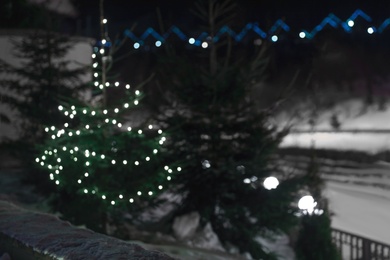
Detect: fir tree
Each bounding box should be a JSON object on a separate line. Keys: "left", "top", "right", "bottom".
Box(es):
{"left": 0, "top": 30, "right": 88, "bottom": 144}
{"left": 36, "top": 3, "right": 172, "bottom": 231}
{"left": 152, "top": 0, "right": 305, "bottom": 258}
{"left": 294, "top": 148, "right": 341, "bottom": 260}
{"left": 0, "top": 8, "right": 89, "bottom": 192}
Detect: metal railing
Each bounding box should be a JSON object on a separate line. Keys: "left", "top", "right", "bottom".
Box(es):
{"left": 332, "top": 228, "right": 390, "bottom": 260}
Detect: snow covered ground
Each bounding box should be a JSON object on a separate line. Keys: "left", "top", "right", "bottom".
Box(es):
{"left": 279, "top": 100, "right": 390, "bottom": 245}
{"left": 325, "top": 181, "right": 390, "bottom": 243}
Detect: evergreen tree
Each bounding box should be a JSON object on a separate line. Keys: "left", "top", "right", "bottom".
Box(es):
{"left": 0, "top": 10, "right": 89, "bottom": 192}
{"left": 0, "top": 30, "right": 88, "bottom": 144}
{"left": 294, "top": 149, "right": 341, "bottom": 260}
{"left": 36, "top": 4, "right": 172, "bottom": 231}
{"left": 152, "top": 0, "right": 305, "bottom": 258}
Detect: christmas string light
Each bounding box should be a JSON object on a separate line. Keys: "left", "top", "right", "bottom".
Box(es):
{"left": 121, "top": 9, "right": 385, "bottom": 48}
{"left": 38, "top": 16, "right": 181, "bottom": 208}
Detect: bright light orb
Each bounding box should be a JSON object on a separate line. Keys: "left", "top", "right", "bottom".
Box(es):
{"left": 347, "top": 20, "right": 354, "bottom": 27}
{"left": 271, "top": 35, "right": 278, "bottom": 42}
{"left": 263, "top": 176, "right": 279, "bottom": 190}
{"left": 188, "top": 38, "right": 195, "bottom": 44}
{"left": 298, "top": 195, "right": 317, "bottom": 214}
{"left": 299, "top": 32, "right": 306, "bottom": 39}
{"left": 367, "top": 27, "right": 374, "bottom": 34}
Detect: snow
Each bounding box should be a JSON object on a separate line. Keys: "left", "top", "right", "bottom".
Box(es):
{"left": 324, "top": 181, "right": 390, "bottom": 243}
{"left": 278, "top": 99, "right": 390, "bottom": 245}
{"left": 28, "top": 0, "right": 78, "bottom": 17}
{"left": 280, "top": 99, "right": 390, "bottom": 153}
{"left": 173, "top": 212, "right": 201, "bottom": 239}
{"left": 2, "top": 99, "right": 390, "bottom": 258}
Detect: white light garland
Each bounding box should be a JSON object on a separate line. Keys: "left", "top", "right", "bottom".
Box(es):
{"left": 38, "top": 17, "right": 180, "bottom": 207}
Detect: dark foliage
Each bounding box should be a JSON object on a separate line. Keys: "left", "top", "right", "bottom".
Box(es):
{"left": 151, "top": 0, "right": 306, "bottom": 258}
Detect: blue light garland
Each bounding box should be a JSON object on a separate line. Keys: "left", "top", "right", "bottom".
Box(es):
{"left": 118, "top": 9, "right": 390, "bottom": 48}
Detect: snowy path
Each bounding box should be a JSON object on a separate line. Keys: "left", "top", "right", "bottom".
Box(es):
{"left": 325, "top": 181, "right": 390, "bottom": 243}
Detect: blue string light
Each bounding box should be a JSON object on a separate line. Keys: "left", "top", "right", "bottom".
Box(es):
{"left": 122, "top": 9, "right": 388, "bottom": 48}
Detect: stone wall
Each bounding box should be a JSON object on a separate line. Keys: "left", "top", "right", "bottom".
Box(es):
{"left": 0, "top": 200, "right": 174, "bottom": 260}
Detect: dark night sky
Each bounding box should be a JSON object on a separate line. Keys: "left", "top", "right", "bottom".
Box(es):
{"left": 73, "top": 0, "right": 390, "bottom": 37}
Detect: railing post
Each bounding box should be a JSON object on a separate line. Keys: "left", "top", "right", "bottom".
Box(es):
{"left": 362, "top": 238, "right": 371, "bottom": 260}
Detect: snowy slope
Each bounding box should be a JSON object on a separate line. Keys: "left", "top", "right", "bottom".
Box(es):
{"left": 276, "top": 153, "right": 390, "bottom": 244}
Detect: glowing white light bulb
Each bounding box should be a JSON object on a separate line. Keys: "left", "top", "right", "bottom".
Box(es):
{"left": 299, "top": 32, "right": 306, "bottom": 39}
{"left": 129, "top": 198, "right": 134, "bottom": 203}
{"left": 125, "top": 84, "right": 130, "bottom": 89}
{"left": 102, "top": 18, "right": 107, "bottom": 24}
{"left": 135, "top": 161, "right": 139, "bottom": 165}
{"left": 298, "top": 195, "right": 317, "bottom": 214}
{"left": 155, "top": 40, "right": 162, "bottom": 47}
{"left": 133, "top": 42, "right": 140, "bottom": 49}
{"left": 188, "top": 38, "right": 195, "bottom": 44}
{"left": 263, "top": 176, "right": 279, "bottom": 190}
{"left": 102, "top": 195, "right": 106, "bottom": 199}
{"left": 271, "top": 35, "right": 278, "bottom": 42}
{"left": 202, "top": 42, "right": 208, "bottom": 48}
{"left": 119, "top": 194, "right": 123, "bottom": 199}
{"left": 347, "top": 20, "right": 354, "bottom": 27}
